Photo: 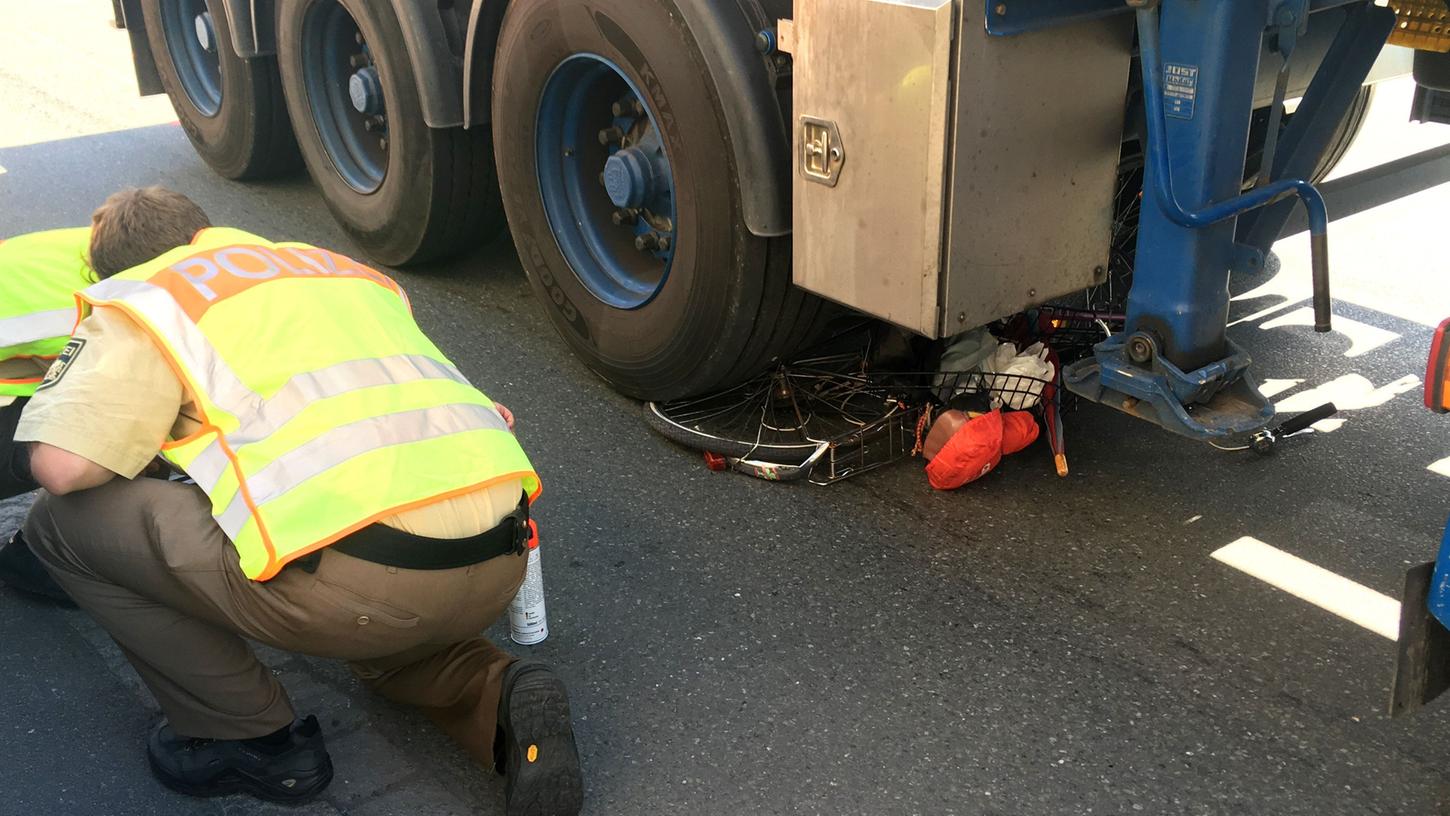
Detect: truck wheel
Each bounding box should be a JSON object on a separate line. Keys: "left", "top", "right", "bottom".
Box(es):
{"left": 1243, "top": 85, "right": 1375, "bottom": 187}
{"left": 491, "top": 0, "right": 831, "bottom": 401}
{"left": 142, "top": 0, "right": 299, "bottom": 179}
{"left": 1311, "top": 84, "right": 1374, "bottom": 182}
{"left": 275, "top": 0, "right": 503, "bottom": 266}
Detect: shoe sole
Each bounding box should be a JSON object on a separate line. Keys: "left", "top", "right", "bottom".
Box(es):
{"left": 502, "top": 664, "right": 584, "bottom": 816}
{"left": 147, "top": 750, "right": 334, "bottom": 803}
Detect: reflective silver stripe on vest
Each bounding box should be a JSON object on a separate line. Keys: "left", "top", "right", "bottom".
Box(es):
{"left": 213, "top": 402, "right": 509, "bottom": 537}
{"left": 236, "top": 354, "right": 470, "bottom": 445}
{"left": 86, "top": 278, "right": 261, "bottom": 415}
{"left": 0, "top": 308, "right": 75, "bottom": 347}
{"left": 179, "top": 354, "right": 474, "bottom": 493}
{"left": 186, "top": 442, "right": 231, "bottom": 493}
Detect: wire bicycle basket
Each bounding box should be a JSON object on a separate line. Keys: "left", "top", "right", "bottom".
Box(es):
{"left": 644, "top": 355, "right": 1056, "bottom": 485}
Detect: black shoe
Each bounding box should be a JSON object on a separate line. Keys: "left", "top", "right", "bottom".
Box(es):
{"left": 146, "top": 715, "right": 334, "bottom": 803}
{"left": 497, "top": 660, "right": 584, "bottom": 816}
{"left": 0, "top": 530, "right": 75, "bottom": 607}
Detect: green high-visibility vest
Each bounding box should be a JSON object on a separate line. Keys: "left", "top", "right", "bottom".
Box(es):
{"left": 81, "top": 227, "right": 541, "bottom": 581}
{"left": 0, "top": 227, "right": 94, "bottom": 397}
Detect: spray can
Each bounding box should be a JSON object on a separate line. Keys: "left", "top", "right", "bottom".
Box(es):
{"left": 508, "top": 520, "right": 549, "bottom": 645}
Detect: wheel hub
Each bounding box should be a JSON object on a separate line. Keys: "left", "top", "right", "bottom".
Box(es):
{"left": 535, "top": 54, "right": 678, "bottom": 310}
{"left": 603, "top": 147, "right": 653, "bottom": 209}
{"left": 193, "top": 11, "right": 215, "bottom": 52}
{"left": 348, "top": 66, "right": 383, "bottom": 115}
{"left": 164, "top": 0, "right": 223, "bottom": 118}
{"left": 300, "top": 1, "right": 388, "bottom": 194}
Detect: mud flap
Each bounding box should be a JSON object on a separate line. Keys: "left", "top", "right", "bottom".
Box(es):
{"left": 1389, "top": 561, "right": 1450, "bottom": 717}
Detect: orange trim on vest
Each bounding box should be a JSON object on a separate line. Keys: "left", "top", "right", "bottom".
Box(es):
{"left": 0, "top": 354, "right": 58, "bottom": 386}
{"left": 77, "top": 298, "right": 280, "bottom": 573}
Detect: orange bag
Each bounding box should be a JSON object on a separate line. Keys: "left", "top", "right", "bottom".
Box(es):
{"left": 924, "top": 409, "right": 1039, "bottom": 490}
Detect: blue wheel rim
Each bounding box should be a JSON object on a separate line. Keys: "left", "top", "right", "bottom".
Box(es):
{"left": 536, "top": 54, "right": 677, "bottom": 310}
{"left": 161, "top": 0, "right": 222, "bottom": 117}
{"left": 301, "top": 0, "right": 387, "bottom": 194}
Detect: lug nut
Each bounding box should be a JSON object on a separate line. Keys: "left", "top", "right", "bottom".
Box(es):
{"left": 354, "top": 31, "right": 364, "bottom": 45}
{"left": 632, "top": 100, "right": 646, "bottom": 116}
{"left": 611, "top": 101, "right": 625, "bottom": 117}
{"left": 657, "top": 235, "right": 671, "bottom": 251}
{"left": 635, "top": 232, "right": 660, "bottom": 251}
{"left": 378, "top": 137, "right": 388, "bottom": 150}
{"left": 612, "top": 210, "right": 637, "bottom": 226}
{"left": 598, "top": 126, "right": 624, "bottom": 145}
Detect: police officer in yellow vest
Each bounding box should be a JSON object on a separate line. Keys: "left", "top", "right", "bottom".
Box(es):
{"left": 12, "top": 187, "right": 584, "bottom": 814}
{"left": 0, "top": 226, "right": 95, "bottom": 500}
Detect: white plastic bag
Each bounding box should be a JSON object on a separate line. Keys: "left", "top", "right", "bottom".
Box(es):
{"left": 983, "top": 341, "right": 1052, "bottom": 410}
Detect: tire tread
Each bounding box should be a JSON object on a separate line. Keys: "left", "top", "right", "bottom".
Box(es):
{"left": 236, "top": 58, "right": 302, "bottom": 180}
{"left": 400, "top": 125, "right": 506, "bottom": 265}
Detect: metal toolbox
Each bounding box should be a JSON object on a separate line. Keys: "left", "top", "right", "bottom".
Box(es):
{"left": 786, "top": 0, "right": 1133, "bottom": 337}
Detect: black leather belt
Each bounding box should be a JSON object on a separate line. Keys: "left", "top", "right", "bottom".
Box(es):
{"left": 303, "top": 492, "right": 530, "bottom": 572}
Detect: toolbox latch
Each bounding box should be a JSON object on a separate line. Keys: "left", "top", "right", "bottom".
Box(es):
{"left": 800, "top": 117, "right": 844, "bottom": 187}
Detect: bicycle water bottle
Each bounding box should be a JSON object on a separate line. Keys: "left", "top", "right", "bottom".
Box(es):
{"left": 509, "top": 520, "right": 549, "bottom": 645}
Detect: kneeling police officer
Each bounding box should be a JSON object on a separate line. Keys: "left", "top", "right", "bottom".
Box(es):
{"left": 9, "top": 187, "right": 584, "bottom": 814}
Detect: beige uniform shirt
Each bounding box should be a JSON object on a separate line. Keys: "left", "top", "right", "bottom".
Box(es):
{"left": 17, "top": 309, "right": 521, "bottom": 536}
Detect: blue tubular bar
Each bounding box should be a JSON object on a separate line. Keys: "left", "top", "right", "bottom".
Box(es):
{"left": 1135, "top": 6, "right": 1334, "bottom": 332}
{"left": 1237, "top": 3, "right": 1395, "bottom": 256}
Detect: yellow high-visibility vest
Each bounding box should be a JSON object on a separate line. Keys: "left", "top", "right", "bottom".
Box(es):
{"left": 0, "top": 227, "right": 94, "bottom": 397}
{"left": 81, "top": 227, "right": 540, "bottom": 581}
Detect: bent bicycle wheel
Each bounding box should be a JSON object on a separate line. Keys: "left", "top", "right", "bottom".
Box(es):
{"left": 644, "top": 356, "right": 926, "bottom": 482}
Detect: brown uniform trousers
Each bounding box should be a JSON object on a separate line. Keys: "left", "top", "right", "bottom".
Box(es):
{"left": 22, "top": 476, "right": 526, "bottom": 768}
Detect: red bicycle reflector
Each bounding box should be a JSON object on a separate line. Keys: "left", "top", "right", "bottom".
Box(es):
{"left": 703, "top": 451, "right": 728, "bottom": 471}
{"left": 1428, "top": 317, "right": 1450, "bottom": 414}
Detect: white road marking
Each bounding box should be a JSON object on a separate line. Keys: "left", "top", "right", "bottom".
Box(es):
{"left": 1430, "top": 456, "right": 1450, "bottom": 478}
{"left": 1270, "top": 373, "right": 1421, "bottom": 433}
{"left": 1229, "top": 297, "right": 1302, "bottom": 329}
{"left": 1258, "top": 378, "right": 1305, "bottom": 399}
{"left": 1259, "top": 307, "right": 1400, "bottom": 358}
{"left": 1211, "top": 537, "right": 1401, "bottom": 640}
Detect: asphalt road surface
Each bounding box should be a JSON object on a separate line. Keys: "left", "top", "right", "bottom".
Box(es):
{"left": 4, "top": 4, "right": 1450, "bottom": 815}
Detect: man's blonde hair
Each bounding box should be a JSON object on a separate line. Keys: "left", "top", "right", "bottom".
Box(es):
{"left": 89, "top": 186, "right": 212, "bottom": 279}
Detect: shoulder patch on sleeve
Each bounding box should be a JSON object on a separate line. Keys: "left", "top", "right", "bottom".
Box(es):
{"left": 37, "top": 338, "right": 86, "bottom": 391}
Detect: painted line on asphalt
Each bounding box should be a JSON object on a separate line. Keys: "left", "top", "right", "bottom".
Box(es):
{"left": 1212, "top": 536, "right": 1400, "bottom": 640}
{"left": 1430, "top": 456, "right": 1450, "bottom": 478}
{"left": 1259, "top": 307, "right": 1400, "bottom": 358}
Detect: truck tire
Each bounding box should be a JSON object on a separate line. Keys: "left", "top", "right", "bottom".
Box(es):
{"left": 491, "top": 0, "right": 831, "bottom": 401}
{"left": 1311, "top": 84, "right": 1373, "bottom": 182}
{"left": 275, "top": 0, "right": 504, "bottom": 267}
{"left": 1243, "top": 85, "right": 1374, "bottom": 187}
{"left": 142, "top": 0, "right": 299, "bottom": 179}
